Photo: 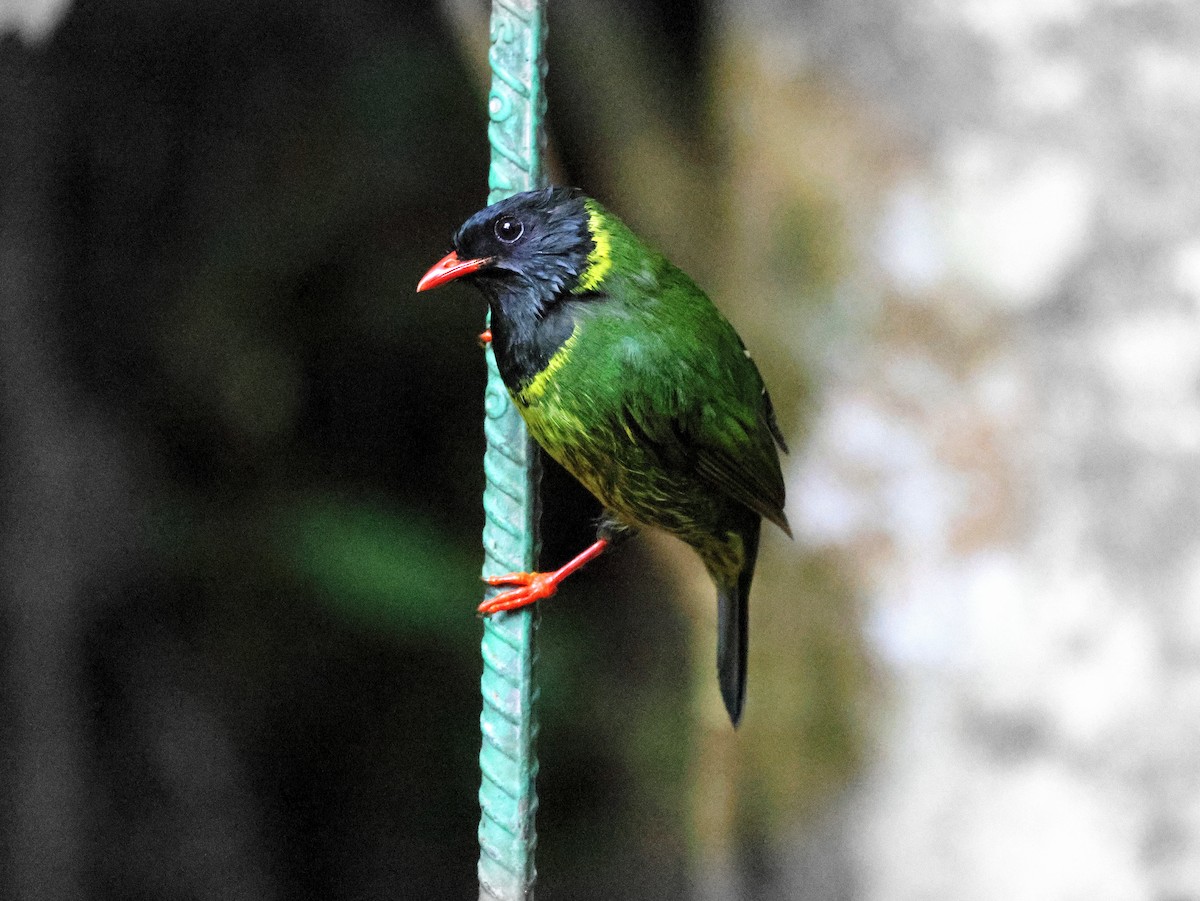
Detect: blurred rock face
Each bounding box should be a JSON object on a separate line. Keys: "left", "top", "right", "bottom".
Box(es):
{"left": 726, "top": 0, "right": 1200, "bottom": 898}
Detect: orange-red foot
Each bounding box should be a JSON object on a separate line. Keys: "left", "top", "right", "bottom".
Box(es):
{"left": 478, "top": 328, "right": 492, "bottom": 346}
{"left": 477, "top": 538, "right": 610, "bottom": 616}
{"left": 478, "top": 570, "right": 561, "bottom": 614}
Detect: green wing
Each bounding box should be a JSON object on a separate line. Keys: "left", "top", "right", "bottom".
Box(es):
{"left": 691, "top": 406, "right": 791, "bottom": 536}
{"left": 612, "top": 293, "right": 791, "bottom": 536}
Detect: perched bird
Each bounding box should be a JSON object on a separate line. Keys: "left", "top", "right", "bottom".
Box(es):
{"left": 417, "top": 187, "right": 790, "bottom": 725}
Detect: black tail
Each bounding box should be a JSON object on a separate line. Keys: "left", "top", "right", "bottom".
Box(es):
{"left": 716, "top": 519, "right": 761, "bottom": 727}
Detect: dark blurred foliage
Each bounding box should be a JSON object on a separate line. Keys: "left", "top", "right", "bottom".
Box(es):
{"left": 0, "top": 0, "right": 863, "bottom": 898}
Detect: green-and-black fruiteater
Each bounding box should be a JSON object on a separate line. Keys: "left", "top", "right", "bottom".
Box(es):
{"left": 418, "top": 187, "right": 791, "bottom": 726}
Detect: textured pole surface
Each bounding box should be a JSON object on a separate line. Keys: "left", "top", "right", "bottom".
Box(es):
{"left": 477, "top": 1, "right": 546, "bottom": 899}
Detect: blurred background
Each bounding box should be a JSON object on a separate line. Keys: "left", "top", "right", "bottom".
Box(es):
{"left": 2, "top": 0, "right": 1196, "bottom": 898}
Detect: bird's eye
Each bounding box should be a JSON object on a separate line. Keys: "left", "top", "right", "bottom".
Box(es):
{"left": 494, "top": 215, "right": 524, "bottom": 244}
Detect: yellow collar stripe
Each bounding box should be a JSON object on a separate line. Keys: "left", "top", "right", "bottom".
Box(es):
{"left": 574, "top": 200, "right": 613, "bottom": 293}
{"left": 515, "top": 326, "right": 579, "bottom": 405}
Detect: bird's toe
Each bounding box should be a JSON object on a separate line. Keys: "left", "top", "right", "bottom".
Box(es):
{"left": 484, "top": 571, "right": 536, "bottom": 587}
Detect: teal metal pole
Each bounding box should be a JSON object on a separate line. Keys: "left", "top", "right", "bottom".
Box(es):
{"left": 477, "top": 1, "right": 546, "bottom": 899}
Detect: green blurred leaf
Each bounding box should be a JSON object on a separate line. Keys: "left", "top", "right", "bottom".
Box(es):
{"left": 274, "top": 495, "right": 480, "bottom": 640}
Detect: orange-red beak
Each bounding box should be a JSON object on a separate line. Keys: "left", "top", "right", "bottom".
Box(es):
{"left": 416, "top": 250, "right": 494, "bottom": 292}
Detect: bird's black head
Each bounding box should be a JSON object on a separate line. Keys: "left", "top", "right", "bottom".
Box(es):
{"left": 417, "top": 186, "right": 594, "bottom": 310}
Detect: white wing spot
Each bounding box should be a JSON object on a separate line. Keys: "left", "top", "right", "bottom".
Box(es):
{"left": 744, "top": 349, "right": 752, "bottom": 359}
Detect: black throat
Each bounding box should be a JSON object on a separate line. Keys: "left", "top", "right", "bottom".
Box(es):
{"left": 477, "top": 277, "right": 579, "bottom": 394}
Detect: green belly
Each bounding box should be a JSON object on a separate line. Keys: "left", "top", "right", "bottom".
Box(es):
{"left": 511, "top": 384, "right": 719, "bottom": 545}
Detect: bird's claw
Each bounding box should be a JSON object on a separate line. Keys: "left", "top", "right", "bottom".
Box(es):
{"left": 478, "top": 328, "right": 492, "bottom": 347}
{"left": 478, "top": 570, "right": 559, "bottom": 615}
